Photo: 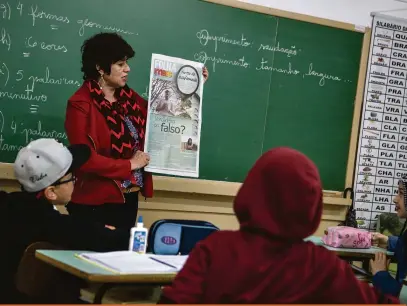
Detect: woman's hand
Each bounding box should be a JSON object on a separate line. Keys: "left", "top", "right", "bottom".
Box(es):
{"left": 130, "top": 151, "right": 150, "bottom": 170}
{"left": 371, "top": 232, "right": 389, "bottom": 249}
{"left": 203, "top": 66, "right": 209, "bottom": 83}
{"left": 370, "top": 252, "right": 390, "bottom": 275}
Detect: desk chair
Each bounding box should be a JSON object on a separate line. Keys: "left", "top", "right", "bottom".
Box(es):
{"left": 15, "top": 241, "right": 85, "bottom": 303}
{"left": 147, "top": 219, "right": 219, "bottom": 255}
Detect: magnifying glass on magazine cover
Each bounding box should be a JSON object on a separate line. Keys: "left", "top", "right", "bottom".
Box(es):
{"left": 176, "top": 65, "right": 200, "bottom": 96}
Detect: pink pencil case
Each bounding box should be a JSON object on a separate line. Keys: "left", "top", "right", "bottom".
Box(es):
{"left": 322, "top": 226, "right": 372, "bottom": 249}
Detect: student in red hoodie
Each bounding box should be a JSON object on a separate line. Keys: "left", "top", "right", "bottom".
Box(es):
{"left": 158, "top": 147, "right": 399, "bottom": 304}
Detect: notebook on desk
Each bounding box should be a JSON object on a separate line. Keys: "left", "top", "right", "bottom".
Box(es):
{"left": 76, "top": 251, "right": 188, "bottom": 274}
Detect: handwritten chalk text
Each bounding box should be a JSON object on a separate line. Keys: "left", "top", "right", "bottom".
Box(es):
{"left": 196, "top": 29, "right": 251, "bottom": 52}
{"left": 194, "top": 51, "right": 250, "bottom": 72}
{"left": 304, "top": 63, "right": 343, "bottom": 86}
{"left": 29, "top": 5, "right": 70, "bottom": 27}
{"left": 28, "top": 67, "right": 81, "bottom": 91}
{"left": 256, "top": 58, "right": 300, "bottom": 75}
{"left": 77, "top": 18, "right": 135, "bottom": 37}
{"left": 258, "top": 42, "right": 299, "bottom": 57}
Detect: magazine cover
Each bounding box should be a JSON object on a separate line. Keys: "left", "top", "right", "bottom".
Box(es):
{"left": 144, "top": 53, "right": 204, "bottom": 177}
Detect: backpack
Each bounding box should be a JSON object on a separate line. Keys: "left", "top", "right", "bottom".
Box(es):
{"left": 147, "top": 219, "right": 219, "bottom": 255}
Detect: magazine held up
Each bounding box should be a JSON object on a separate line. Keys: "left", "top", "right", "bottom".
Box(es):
{"left": 144, "top": 54, "right": 205, "bottom": 178}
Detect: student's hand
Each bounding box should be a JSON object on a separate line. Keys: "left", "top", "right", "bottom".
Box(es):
{"left": 203, "top": 66, "right": 209, "bottom": 83}
{"left": 105, "top": 225, "right": 116, "bottom": 230}
{"left": 130, "top": 151, "right": 150, "bottom": 170}
{"left": 370, "top": 252, "right": 390, "bottom": 275}
{"left": 371, "top": 232, "right": 389, "bottom": 249}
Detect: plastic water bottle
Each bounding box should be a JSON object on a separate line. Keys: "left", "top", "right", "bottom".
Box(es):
{"left": 129, "top": 216, "right": 148, "bottom": 254}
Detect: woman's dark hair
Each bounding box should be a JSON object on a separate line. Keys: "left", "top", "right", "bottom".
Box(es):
{"left": 188, "top": 138, "right": 192, "bottom": 144}
{"left": 80, "top": 32, "right": 135, "bottom": 80}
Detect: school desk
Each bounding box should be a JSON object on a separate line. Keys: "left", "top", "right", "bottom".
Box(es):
{"left": 305, "top": 236, "right": 394, "bottom": 258}
{"left": 306, "top": 236, "right": 395, "bottom": 276}
{"left": 35, "top": 250, "right": 175, "bottom": 303}
{"left": 35, "top": 238, "right": 394, "bottom": 303}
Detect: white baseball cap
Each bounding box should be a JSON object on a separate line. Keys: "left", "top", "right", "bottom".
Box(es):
{"left": 14, "top": 138, "right": 90, "bottom": 192}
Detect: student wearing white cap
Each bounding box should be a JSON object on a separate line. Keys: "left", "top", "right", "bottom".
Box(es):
{"left": 0, "top": 138, "right": 130, "bottom": 303}
{"left": 14, "top": 138, "right": 89, "bottom": 202}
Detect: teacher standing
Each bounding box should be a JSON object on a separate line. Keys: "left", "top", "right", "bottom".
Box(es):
{"left": 64, "top": 32, "right": 208, "bottom": 230}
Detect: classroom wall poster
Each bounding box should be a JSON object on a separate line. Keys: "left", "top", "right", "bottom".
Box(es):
{"left": 144, "top": 54, "right": 204, "bottom": 177}
{"left": 353, "top": 13, "right": 407, "bottom": 231}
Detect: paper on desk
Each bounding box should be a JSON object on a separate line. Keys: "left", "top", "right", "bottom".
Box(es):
{"left": 149, "top": 255, "right": 189, "bottom": 270}
{"left": 76, "top": 251, "right": 188, "bottom": 274}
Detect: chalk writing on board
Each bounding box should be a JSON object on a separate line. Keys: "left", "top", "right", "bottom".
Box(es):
{"left": 16, "top": 2, "right": 23, "bottom": 16}
{"left": 10, "top": 120, "right": 16, "bottom": 134}
{"left": 0, "top": 116, "right": 67, "bottom": 152}
{"left": 141, "top": 85, "right": 149, "bottom": 99}
{"left": 0, "top": 88, "right": 47, "bottom": 102}
{"left": 303, "top": 63, "right": 343, "bottom": 86}
{"left": 21, "top": 121, "right": 67, "bottom": 144}
{"left": 0, "top": 62, "right": 9, "bottom": 87}
{"left": 256, "top": 58, "right": 300, "bottom": 75}
{"left": 27, "top": 67, "right": 81, "bottom": 92}
{"left": 194, "top": 51, "right": 250, "bottom": 72}
{"left": 1, "top": 28, "right": 11, "bottom": 51}
{"left": 196, "top": 29, "right": 251, "bottom": 52}
{"left": 25, "top": 36, "right": 68, "bottom": 53}
{"left": 2, "top": 1, "right": 24, "bottom": 19}
{"left": 0, "top": 111, "right": 4, "bottom": 133}
{"left": 77, "top": 18, "right": 136, "bottom": 37}
{"left": 15, "top": 69, "right": 23, "bottom": 82}
{"left": 29, "top": 104, "right": 39, "bottom": 114}
{"left": 258, "top": 42, "right": 299, "bottom": 58}
{"left": 0, "top": 135, "right": 24, "bottom": 152}
{"left": 29, "top": 5, "right": 70, "bottom": 27}
{"left": 0, "top": 113, "right": 20, "bottom": 152}
{"left": 255, "top": 59, "right": 351, "bottom": 86}
{"left": 0, "top": 2, "right": 11, "bottom": 20}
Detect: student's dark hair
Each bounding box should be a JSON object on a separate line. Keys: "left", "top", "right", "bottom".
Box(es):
{"left": 80, "top": 32, "right": 135, "bottom": 80}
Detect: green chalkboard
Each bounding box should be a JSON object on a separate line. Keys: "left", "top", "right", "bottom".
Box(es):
{"left": 0, "top": 0, "right": 364, "bottom": 191}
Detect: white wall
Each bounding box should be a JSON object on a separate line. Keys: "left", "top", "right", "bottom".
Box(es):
{"left": 239, "top": 0, "right": 407, "bottom": 27}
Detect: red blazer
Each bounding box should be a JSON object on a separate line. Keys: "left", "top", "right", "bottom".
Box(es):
{"left": 65, "top": 82, "right": 153, "bottom": 205}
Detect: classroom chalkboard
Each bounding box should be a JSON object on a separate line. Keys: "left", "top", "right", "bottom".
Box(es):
{"left": 0, "top": 0, "right": 366, "bottom": 191}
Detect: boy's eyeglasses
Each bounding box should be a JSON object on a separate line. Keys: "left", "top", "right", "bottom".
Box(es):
{"left": 53, "top": 175, "right": 77, "bottom": 187}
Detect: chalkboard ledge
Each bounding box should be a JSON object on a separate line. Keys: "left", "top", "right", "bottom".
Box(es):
{"left": 0, "top": 163, "right": 350, "bottom": 206}
{"left": 152, "top": 176, "right": 350, "bottom": 205}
